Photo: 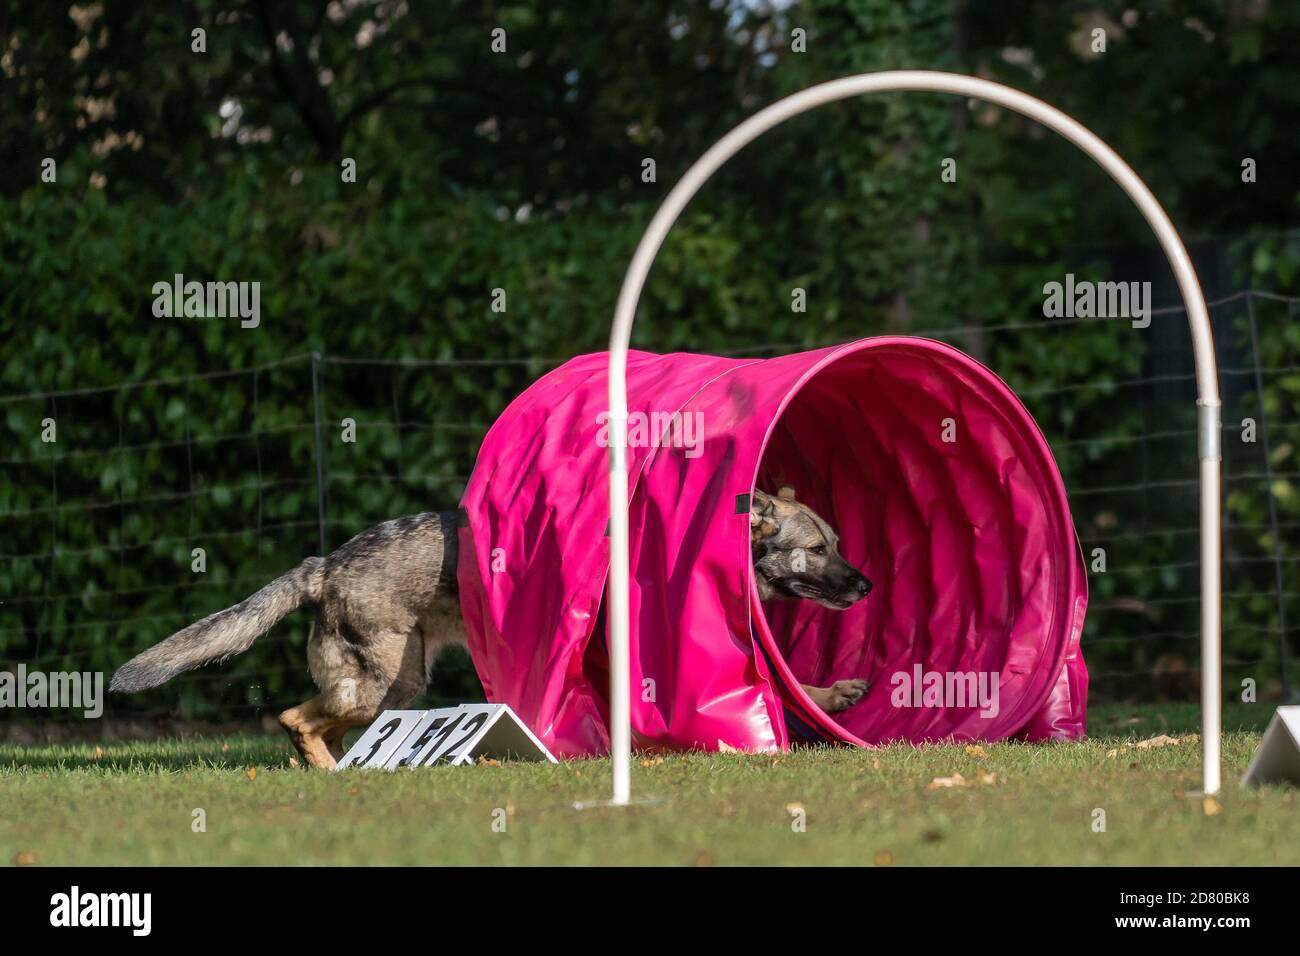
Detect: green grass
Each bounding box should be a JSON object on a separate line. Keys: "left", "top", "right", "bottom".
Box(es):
{"left": 2, "top": 703, "right": 1296, "bottom": 866}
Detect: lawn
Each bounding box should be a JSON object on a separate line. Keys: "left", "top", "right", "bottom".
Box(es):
{"left": 1, "top": 703, "right": 1295, "bottom": 866}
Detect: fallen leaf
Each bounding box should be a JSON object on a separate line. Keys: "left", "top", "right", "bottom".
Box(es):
{"left": 785, "top": 801, "right": 805, "bottom": 814}
{"left": 1131, "top": 734, "right": 1181, "bottom": 750}
{"left": 965, "top": 745, "right": 987, "bottom": 757}
{"left": 928, "top": 772, "right": 967, "bottom": 790}
{"left": 874, "top": 850, "right": 894, "bottom": 866}
{"left": 922, "top": 829, "right": 944, "bottom": 843}
{"left": 1106, "top": 748, "right": 1118, "bottom": 759}
{"left": 1203, "top": 796, "right": 1223, "bottom": 817}
{"left": 639, "top": 756, "right": 664, "bottom": 767}
{"left": 479, "top": 757, "right": 501, "bottom": 767}
{"left": 871, "top": 757, "right": 881, "bottom": 770}
{"left": 12, "top": 851, "right": 36, "bottom": 866}
{"left": 974, "top": 767, "right": 998, "bottom": 785}
{"left": 717, "top": 740, "right": 738, "bottom": 753}
{"left": 246, "top": 767, "right": 257, "bottom": 781}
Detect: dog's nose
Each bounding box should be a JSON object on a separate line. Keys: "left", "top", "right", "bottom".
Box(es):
{"left": 856, "top": 576, "right": 872, "bottom": 596}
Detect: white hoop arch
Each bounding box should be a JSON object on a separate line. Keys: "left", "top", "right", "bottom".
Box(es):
{"left": 606, "top": 71, "right": 1222, "bottom": 803}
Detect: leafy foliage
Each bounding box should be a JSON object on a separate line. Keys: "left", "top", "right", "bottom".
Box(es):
{"left": 1, "top": 0, "right": 1297, "bottom": 717}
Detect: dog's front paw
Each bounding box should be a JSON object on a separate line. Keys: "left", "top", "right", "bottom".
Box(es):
{"left": 825, "top": 678, "right": 870, "bottom": 713}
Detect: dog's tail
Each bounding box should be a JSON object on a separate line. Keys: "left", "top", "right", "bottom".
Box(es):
{"left": 110, "top": 557, "right": 324, "bottom": 693}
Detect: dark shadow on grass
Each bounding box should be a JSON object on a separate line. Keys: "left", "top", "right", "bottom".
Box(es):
{"left": 0, "top": 736, "right": 296, "bottom": 773}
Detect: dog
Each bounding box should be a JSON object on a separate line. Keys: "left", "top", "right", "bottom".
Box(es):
{"left": 750, "top": 487, "right": 872, "bottom": 715}
{"left": 111, "top": 489, "right": 872, "bottom": 768}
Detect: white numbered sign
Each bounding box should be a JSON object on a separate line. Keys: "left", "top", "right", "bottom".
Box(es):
{"left": 335, "top": 710, "right": 426, "bottom": 770}
{"left": 444, "top": 703, "right": 558, "bottom": 766}
{"left": 335, "top": 703, "right": 556, "bottom": 771}
{"left": 387, "top": 708, "right": 454, "bottom": 769}
{"left": 402, "top": 704, "right": 502, "bottom": 768}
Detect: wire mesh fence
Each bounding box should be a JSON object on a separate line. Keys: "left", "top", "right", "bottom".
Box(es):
{"left": 1, "top": 290, "right": 1297, "bottom": 726}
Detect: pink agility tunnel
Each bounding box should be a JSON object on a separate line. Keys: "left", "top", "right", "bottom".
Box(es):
{"left": 457, "top": 337, "right": 1089, "bottom": 757}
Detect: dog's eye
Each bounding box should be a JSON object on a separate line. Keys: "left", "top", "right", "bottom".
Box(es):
{"left": 810, "top": 545, "right": 828, "bottom": 555}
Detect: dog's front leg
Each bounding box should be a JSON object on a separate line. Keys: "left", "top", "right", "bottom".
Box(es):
{"left": 801, "top": 680, "right": 869, "bottom": 714}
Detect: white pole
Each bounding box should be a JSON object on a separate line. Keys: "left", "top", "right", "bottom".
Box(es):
{"left": 606, "top": 71, "right": 1222, "bottom": 803}
{"left": 607, "top": 416, "right": 632, "bottom": 805}
{"left": 1200, "top": 416, "right": 1223, "bottom": 794}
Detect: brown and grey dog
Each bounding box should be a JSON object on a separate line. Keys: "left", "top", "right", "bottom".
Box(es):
{"left": 111, "top": 489, "right": 871, "bottom": 768}
{"left": 750, "top": 487, "right": 872, "bottom": 715}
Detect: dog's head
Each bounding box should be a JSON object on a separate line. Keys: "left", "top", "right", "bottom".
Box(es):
{"left": 750, "top": 487, "right": 872, "bottom": 610}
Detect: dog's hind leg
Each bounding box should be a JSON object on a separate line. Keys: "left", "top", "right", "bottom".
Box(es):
{"left": 281, "top": 673, "right": 409, "bottom": 769}
{"left": 287, "top": 654, "right": 429, "bottom": 769}
{"left": 279, "top": 696, "right": 341, "bottom": 769}
{"left": 290, "top": 592, "right": 451, "bottom": 768}
{"left": 322, "top": 724, "right": 353, "bottom": 763}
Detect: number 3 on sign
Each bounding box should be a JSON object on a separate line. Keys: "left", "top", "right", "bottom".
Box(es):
{"left": 334, "top": 711, "right": 426, "bottom": 770}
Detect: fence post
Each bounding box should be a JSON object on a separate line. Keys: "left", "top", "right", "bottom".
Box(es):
{"left": 1245, "top": 293, "right": 1292, "bottom": 700}
{"left": 310, "top": 351, "right": 329, "bottom": 558}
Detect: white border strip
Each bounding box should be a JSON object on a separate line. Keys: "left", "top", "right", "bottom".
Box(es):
{"left": 606, "top": 71, "right": 1222, "bottom": 802}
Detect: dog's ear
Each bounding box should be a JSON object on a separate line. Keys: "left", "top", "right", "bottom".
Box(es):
{"left": 777, "top": 486, "right": 797, "bottom": 502}
{"left": 750, "top": 490, "right": 779, "bottom": 545}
